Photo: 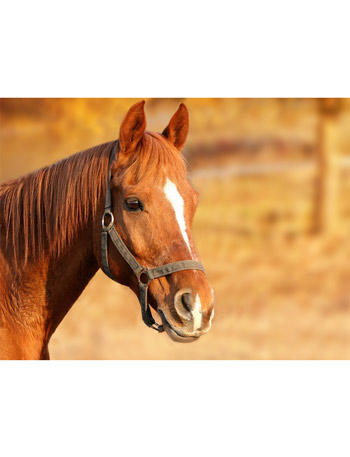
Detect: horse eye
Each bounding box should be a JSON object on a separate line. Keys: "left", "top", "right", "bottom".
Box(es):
{"left": 125, "top": 197, "right": 143, "bottom": 212}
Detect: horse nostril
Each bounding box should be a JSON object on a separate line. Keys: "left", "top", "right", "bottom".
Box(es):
{"left": 181, "top": 292, "right": 194, "bottom": 312}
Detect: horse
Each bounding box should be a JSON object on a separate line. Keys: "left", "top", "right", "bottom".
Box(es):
{"left": 0, "top": 101, "right": 214, "bottom": 359}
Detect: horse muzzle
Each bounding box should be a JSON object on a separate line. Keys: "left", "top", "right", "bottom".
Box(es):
{"left": 157, "top": 288, "right": 214, "bottom": 343}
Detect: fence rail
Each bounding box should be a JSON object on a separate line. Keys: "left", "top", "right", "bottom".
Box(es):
{"left": 191, "top": 156, "right": 350, "bottom": 179}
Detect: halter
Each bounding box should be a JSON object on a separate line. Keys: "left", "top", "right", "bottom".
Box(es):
{"left": 101, "top": 141, "right": 205, "bottom": 332}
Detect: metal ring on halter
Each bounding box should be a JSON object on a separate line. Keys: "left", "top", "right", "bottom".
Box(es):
{"left": 137, "top": 268, "right": 151, "bottom": 286}
{"left": 102, "top": 210, "right": 114, "bottom": 230}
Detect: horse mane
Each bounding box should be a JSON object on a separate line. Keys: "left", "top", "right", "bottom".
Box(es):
{"left": 0, "top": 141, "right": 113, "bottom": 268}
{"left": 0, "top": 132, "right": 186, "bottom": 269}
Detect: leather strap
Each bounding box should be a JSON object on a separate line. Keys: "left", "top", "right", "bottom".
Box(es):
{"left": 101, "top": 141, "right": 205, "bottom": 332}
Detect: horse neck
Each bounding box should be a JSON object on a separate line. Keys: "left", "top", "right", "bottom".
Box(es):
{"left": 0, "top": 202, "right": 100, "bottom": 352}
{"left": 0, "top": 217, "right": 100, "bottom": 359}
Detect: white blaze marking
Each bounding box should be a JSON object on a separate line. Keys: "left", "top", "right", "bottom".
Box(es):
{"left": 193, "top": 294, "right": 202, "bottom": 330}
{"left": 163, "top": 178, "right": 203, "bottom": 330}
{"left": 163, "top": 178, "right": 192, "bottom": 256}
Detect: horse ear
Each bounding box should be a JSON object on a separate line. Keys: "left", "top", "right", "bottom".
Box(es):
{"left": 119, "top": 101, "right": 146, "bottom": 153}
{"left": 162, "top": 103, "right": 189, "bottom": 151}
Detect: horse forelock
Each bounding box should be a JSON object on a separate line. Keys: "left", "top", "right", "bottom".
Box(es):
{"left": 115, "top": 132, "right": 187, "bottom": 186}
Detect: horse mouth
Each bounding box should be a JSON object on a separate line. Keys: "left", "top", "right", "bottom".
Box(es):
{"left": 157, "top": 309, "right": 200, "bottom": 343}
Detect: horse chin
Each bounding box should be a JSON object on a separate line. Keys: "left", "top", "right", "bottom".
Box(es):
{"left": 164, "top": 325, "right": 199, "bottom": 343}
{"left": 157, "top": 308, "right": 199, "bottom": 343}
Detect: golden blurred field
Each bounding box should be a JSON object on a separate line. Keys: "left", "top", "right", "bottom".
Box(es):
{"left": 1, "top": 98, "right": 350, "bottom": 359}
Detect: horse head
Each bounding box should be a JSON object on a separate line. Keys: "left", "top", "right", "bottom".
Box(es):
{"left": 95, "top": 101, "right": 214, "bottom": 342}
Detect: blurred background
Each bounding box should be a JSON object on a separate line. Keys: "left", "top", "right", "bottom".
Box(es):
{"left": 1, "top": 98, "right": 350, "bottom": 359}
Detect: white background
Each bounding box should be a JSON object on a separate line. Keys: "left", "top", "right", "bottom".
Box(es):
{"left": 1, "top": 1, "right": 350, "bottom": 456}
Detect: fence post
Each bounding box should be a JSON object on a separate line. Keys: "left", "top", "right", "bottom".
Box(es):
{"left": 314, "top": 98, "right": 342, "bottom": 234}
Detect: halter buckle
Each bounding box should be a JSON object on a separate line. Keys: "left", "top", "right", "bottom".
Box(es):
{"left": 102, "top": 210, "right": 114, "bottom": 230}
{"left": 150, "top": 322, "right": 164, "bottom": 333}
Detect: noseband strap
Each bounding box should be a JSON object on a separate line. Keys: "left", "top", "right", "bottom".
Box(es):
{"left": 101, "top": 141, "right": 205, "bottom": 332}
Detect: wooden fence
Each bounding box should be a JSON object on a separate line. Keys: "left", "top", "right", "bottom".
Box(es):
{"left": 190, "top": 99, "right": 348, "bottom": 236}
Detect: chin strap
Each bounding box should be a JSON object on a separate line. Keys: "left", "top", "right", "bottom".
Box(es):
{"left": 101, "top": 141, "right": 205, "bottom": 332}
